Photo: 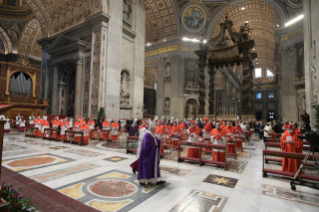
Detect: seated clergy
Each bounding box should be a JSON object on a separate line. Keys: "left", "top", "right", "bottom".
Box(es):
{"left": 15, "top": 114, "right": 21, "bottom": 129}
{"left": 186, "top": 120, "right": 201, "bottom": 158}
{"left": 34, "top": 116, "right": 42, "bottom": 136}
{"left": 80, "top": 121, "right": 90, "bottom": 144}
{"left": 29, "top": 114, "right": 35, "bottom": 127}
{"left": 59, "top": 122, "right": 68, "bottom": 140}
{"left": 224, "top": 121, "right": 235, "bottom": 154}
{"left": 101, "top": 117, "right": 110, "bottom": 140}
{"left": 219, "top": 119, "right": 226, "bottom": 130}
{"left": 4, "top": 118, "right": 10, "bottom": 133}
{"left": 41, "top": 116, "right": 50, "bottom": 137}
{"left": 73, "top": 120, "right": 82, "bottom": 142}
{"left": 211, "top": 135, "right": 227, "bottom": 162}
{"left": 88, "top": 117, "right": 96, "bottom": 136}
{"left": 110, "top": 119, "right": 120, "bottom": 141}
{"left": 52, "top": 116, "right": 60, "bottom": 139}
{"left": 171, "top": 121, "right": 180, "bottom": 136}
{"left": 210, "top": 121, "right": 227, "bottom": 151}
{"left": 233, "top": 121, "right": 243, "bottom": 149}
{"left": 165, "top": 120, "right": 172, "bottom": 133}
{"left": 179, "top": 118, "right": 186, "bottom": 131}
{"left": 280, "top": 124, "right": 303, "bottom": 173}
{"left": 19, "top": 117, "right": 25, "bottom": 132}
{"left": 202, "top": 118, "right": 212, "bottom": 138}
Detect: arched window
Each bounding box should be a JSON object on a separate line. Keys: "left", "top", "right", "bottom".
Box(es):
{"left": 255, "top": 68, "right": 262, "bottom": 78}
{"left": 267, "top": 70, "right": 274, "bottom": 77}
{"left": 10, "top": 72, "right": 32, "bottom": 96}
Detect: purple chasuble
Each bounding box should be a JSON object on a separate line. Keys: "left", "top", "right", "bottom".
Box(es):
{"left": 137, "top": 132, "right": 161, "bottom": 180}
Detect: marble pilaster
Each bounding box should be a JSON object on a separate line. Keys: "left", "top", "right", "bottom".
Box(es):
{"left": 74, "top": 56, "right": 84, "bottom": 118}
{"left": 50, "top": 65, "right": 59, "bottom": 115}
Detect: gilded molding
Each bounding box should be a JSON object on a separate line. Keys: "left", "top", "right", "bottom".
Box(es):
{"left": 145, "top": 45, "right": 197, "bottom": 57}
{"left": 281, "top": 28, "right": 303, "bottom": 41}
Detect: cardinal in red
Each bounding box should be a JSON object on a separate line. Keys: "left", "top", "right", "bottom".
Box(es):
{"left": 110, "top": 119, "right": 120, "bottom": 140}
{"left": 280, "top": 124, "right": 303, "bottom": 173}
{"left": 101, "top": 117, "right": 110, "bottom": 140}
{"left": 186, "top": 120, "right": 201, "bottom": 158}
{"left": 52, "top": 116, "right": 60, "bottom": 139}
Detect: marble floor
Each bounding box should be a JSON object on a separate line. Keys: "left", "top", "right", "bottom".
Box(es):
{"left": 2, "top": 133, "right": 319, "bottom": 212}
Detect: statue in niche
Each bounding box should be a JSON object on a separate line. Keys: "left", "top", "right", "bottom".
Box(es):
{"left": 187, "top": 103, "right": 195, "bottom": 119}
{"left": 120, "top": 72, "right": 130, "bottom": 106}
{"left": 164, "top": 98, "right": 170, "bottom": 112}
{"left": 301, "top": 97, "right": 306, "bottom": 111}
{"left": 298, "top": 46, "right": 304, "bottom": 78}
{"left": 164, "top": 62, "right": 171, "bottom": 79}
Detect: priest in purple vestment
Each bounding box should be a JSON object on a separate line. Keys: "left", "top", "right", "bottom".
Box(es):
{"left": 137, "top": 120, "right": 166, "bottom": 186}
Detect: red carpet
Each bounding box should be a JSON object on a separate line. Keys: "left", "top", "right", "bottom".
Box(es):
{"left": 0, "top": 166, "right": 99, "bottom": 212}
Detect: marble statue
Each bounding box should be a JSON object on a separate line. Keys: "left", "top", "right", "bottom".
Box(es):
{"left": 188, "top": 103, "right": 194, "bottom": 119}
{"left": 164, "top": 98, "right": 170, "bottom": 112}
{"left": 120, "top": 72, "right": 130, "bottom": 106}
{"left": 164, "top": 63, "right": 171, "bottom": 79}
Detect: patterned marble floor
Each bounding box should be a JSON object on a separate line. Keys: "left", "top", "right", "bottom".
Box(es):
{"left": 2, "top": 133, "right": 319, "bottom": 212}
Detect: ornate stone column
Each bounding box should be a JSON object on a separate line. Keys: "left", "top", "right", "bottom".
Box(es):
{"left": 222, "top": 74, "right": 227, "bottom": 115}
{"left": 208, "top": 65, "right": 215, "bottom": 115}
{"left": 74, "top": 56, "right": 83, "bottom": 118}
{"left": 198, "top": 54, "right": 206, "bottom": 114}
{"left": 229, "top": 84, "right": 233, "bottom": 115}
{"left": 50, "top": 65, "right": 59, "bottom": 115}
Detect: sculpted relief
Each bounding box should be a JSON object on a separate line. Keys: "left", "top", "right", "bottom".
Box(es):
{"left": 120, "top": 71, "right": 131, "bottom": 107}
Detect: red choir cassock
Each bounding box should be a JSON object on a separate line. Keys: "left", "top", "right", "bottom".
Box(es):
{"left": 280, "top": 125, "right": 303, "bottom": 173}
{"left": 212, "top": 135, "right": 227, "bottom": 162}
{"left": 219, "top": 119, "right": 226, "bottom": 130}
{"left": 59, "top": 122, "right": 67, "bottom": 140}
{"left": 233, "top": 121, "right": 243, "bottom": 149}
{"left": 42, "top": 119, "right": 50, "bottom": 137}
{"left": 187, "top": 121, "right": 201, "bottom": 158}
{"left": 224, "top": 123, "right": 235, "bottom": 154}
{"left": 88, "top": 118, "right": 95, "bottom": 136}
{"left": 52, "top": 116, "right": 60, "bottom": 139}
{"left": 110, "top": 120, "right": 119, "bottom": 140}
{"left": 80, "top": 124, "right": 90, "bottom": 144}
{"left": 165, "top": 124, "right": 171, "bottom": 133}
{"left": 34, "top": 117, "right": 42, "bottom": 136}
{"left": 102, "top": 118, "right": 110, "bottom": 140}
{"left": 73, "top": 121, "right": 82, "bottom": 142}
{"left": 203, "top": 118, "right": 212, "bottom": 138}
{"left": 210, "top": 127, "right": 227, "bottom": 161}
{"left": 171, "top": 123, "right": 180, "bottom": 147}
{"left": 179, "top": 120, "right": 186, "bottom": 130}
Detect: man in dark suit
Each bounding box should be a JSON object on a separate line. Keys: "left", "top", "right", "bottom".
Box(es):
{"left": 258, "top": 121, "right": 265, "bottom": 140}
{"left": 272, "top": 120, "right": 279, "bottom": 133}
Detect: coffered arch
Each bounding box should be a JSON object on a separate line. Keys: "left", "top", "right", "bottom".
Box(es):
{"left": 17, "top": 18, "right": 44, "bottom": 59}
{"left": 145, "top": 0, "right": 180, "bottom": 42}
{"left": 24, "top": 0, "right": 108, "bottom": 37}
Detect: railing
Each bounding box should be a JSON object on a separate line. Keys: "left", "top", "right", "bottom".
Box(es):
{"left": 0, "top": 95, "right": 49, "bottom": 107}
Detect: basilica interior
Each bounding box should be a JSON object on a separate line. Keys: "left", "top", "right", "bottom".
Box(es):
{"left": 0, "top": 0, "right": 319, "bottom": 212}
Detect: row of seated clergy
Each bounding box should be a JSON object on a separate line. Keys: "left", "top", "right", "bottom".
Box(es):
{"left": 100, "top": 117, "right": 120, "bottom": 140}
{"left": 280, "top": 124, "right": 303, "bottom": 173}
{"left": 186, "top": 120, "right": 243, "bottom": 162}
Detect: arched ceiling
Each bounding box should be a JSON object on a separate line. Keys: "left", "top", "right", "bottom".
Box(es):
{"left": 18, "top": 18, "right": 44, "bottom": 59}
{"left": 145, "top": 0, "right": 179, "bottom": 42}
{"left": 24, "top": 0, "right": 109, "bottom": 37}
{"left": 210, "top": 0, "right": 282, "bottom": 70}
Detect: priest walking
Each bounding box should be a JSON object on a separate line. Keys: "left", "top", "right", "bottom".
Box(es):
{"left": 138, "top": 120, "right": 165, "bottom": 186}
